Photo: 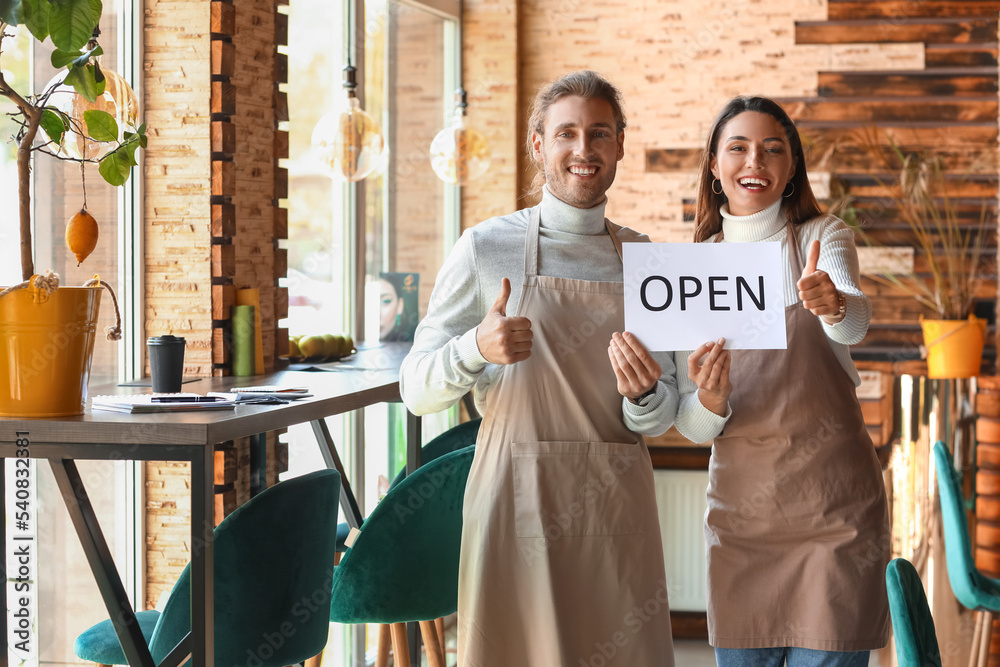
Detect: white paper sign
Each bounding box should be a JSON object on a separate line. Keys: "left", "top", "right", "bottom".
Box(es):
{"left": 623, "top": 242, "right": 787, "bottom": 351}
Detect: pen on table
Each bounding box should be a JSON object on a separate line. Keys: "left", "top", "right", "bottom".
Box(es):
{"left": 150, "top": 396, "right": 223, "bottom": 403}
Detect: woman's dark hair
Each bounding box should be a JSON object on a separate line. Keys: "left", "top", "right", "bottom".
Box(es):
{"left": 524, "top": 70, "right": 626, "bottom": 196}
{"left": 693, "top": 96, "right": 822, "bottom": 242}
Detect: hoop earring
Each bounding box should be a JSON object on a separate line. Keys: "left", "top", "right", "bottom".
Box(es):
{"left": 783, "top": 182, "right": 795, "bottom": 198}
{"left": 712, "top": 179, "right": 723, "bottom": 195}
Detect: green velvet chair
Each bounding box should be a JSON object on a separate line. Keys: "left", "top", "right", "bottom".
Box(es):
{"left": 334, "top": 417, "right": 481, "bottom": 552}
{"left": 327, "top": 444, "right": 476, "bottom": 667}
{"left": 74, "top": 468, "right": 341, "bottom": 667}
{"left": 933, "top": 440, "right": 1000, "bottom": 667}
{"left": 886, "top": 558, "right": 942, "bottom": 667}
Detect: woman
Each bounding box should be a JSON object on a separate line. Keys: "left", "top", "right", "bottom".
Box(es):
{"left": 675, "top": 96, "right": 890, "bottom": 667}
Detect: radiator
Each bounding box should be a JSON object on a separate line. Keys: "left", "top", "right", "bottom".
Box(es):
{"left": 654, "top": 469, "right": 710, "bottom": 612}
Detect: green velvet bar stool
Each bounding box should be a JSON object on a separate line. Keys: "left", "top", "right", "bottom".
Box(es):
{"left": 886, "top": 558, "right": 942, "bottom": 667}
{"left": 933, "top": 440, "right": 1000, "bottom": 667}
{"left": 323, "top": 445, "right": 476, "bottom": 667}
{"left": 74, "top": 468, "right": 341, "bottom": 667}
{"left": 334, "top": 418, "right": 481, "bottom": 553}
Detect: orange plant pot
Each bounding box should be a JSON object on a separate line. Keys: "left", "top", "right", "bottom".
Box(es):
{"left": 921, "top": 316, "right": 987, "bottom": 379}
{"left": 0, "top": 285, "right": 102, "bottom": 417}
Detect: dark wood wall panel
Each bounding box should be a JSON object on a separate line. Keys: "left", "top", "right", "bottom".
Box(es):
{"left": 925, "top": 43, "right": 999, "bottom": 68}
{"left": 817, "top": 70, "right": 997, "bottom": 97}
{"left": 797, "top": 17, "right": 997, "bottom": 44}
{"left": 827, "top": 1, "right": 1000, "bottom": 20}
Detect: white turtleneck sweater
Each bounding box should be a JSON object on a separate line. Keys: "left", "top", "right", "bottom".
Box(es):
{"left": 674, "top": 200, "right": 872, "bottom": 444}
{"left": 399, "top": 186, "right": 679, "bottom": 436}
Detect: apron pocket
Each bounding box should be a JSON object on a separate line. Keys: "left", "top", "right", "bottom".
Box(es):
{"left": 511, "top": 441, "right": 648, "bottom": 538}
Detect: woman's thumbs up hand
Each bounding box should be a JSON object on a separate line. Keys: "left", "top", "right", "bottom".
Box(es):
{"left": 796, "top": 240, "right": 845, "bottom": 323}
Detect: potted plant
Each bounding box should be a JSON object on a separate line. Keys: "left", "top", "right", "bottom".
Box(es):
{"left": 0, "top": 0, "right": 147, "bottom": 416}
{"left": 825, "top": 129, "right": 992, "bottom": 379}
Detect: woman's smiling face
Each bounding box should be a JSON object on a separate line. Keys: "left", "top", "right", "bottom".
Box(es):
{"left": 710, "top": 111, "right": 797, "bottom": 217}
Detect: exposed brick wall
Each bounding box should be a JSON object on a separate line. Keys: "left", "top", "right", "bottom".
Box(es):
{"left": 463, "top": 0, "right": 520, "bottom": 225}
{"left": 462, "top": 0, "right": 923, "bottom": 236}
{"left": 143, "top": 0, "right": 213, "bottom": 609}
{"left": 144, "top": 0, "right": 214, "bottom": 375}
{"left": 142, "top": 0, "right": 288, "bottom": 609}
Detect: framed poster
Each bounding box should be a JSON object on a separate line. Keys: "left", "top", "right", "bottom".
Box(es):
{"left": 378, "top": 272, "right": 420, "bottom": 342}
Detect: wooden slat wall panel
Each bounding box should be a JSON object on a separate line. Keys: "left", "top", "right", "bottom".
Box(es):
{"left": 817, "top": 70, "right": 998, "bottom": 96}
{"left": 782, "top": 97, "right": 998, "bottom": 123}
{"left": 797, "top": 18, "right": 997, "bottom": 44}
{"left": 828, "top": 1, "right": 1000, "bottom": 20}
{"left": 794, "top": 7, "right": 998, "bottom": 366}
{"left": 925, "top": 43, "right": 999, "bottom": 68}
{"left": 646, "top": 0, "right": 998, "bottom": 374}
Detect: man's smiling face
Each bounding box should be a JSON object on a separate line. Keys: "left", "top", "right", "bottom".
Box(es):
{"left": 531, "top": 95, "right": 624, "bottom": 209}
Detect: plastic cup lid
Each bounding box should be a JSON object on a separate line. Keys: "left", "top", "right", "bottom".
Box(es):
{"left": 147, "top": 335, "right": 186, "bottom": 344}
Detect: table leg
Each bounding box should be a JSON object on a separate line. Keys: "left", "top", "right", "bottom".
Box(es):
{"left": 249, "top": 432, "right": 267, "bottom": 497}
{"left": 405, "top": 409, "right": 421, "bottom": 476}
{"left": 402, "top": 408, "right": 422, "bottom": 658}
{"left": 49, "top": 459, "right": 155, "bottom": 667}
{"left": 309, "top": 419, "right": 363, "bottom": 527}
{"left": 190, "top": 445, "right": 215, "bottom": 667}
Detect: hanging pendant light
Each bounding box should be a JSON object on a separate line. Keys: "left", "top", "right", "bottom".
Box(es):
{"left": 430, "top": 89, "right": 490, "bottom": 185}
{"left": 43, "top": 32, "right": 139, "bottom": 160}
{"left": 310, "top": 0, "right": 386, "bottom": 182}
{"left": 430, "top": 0, "right": 490, "bottom": 185}
{"left": 311, "top": 65, "right": 386, "bottom": 182}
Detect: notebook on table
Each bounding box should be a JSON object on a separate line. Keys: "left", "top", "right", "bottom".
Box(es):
{"left": 91, "top": 393, "right": 238, "bottom": 413}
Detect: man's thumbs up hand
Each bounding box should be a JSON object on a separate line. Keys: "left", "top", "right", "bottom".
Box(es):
{"left": 796, "top": 240, "right": 845, "bottom": 322}
{"left": 477, "top": 278, "right": 533, "bottom": 364}
{"left": 490, "top": 277, "right": 511, "bottom": 317}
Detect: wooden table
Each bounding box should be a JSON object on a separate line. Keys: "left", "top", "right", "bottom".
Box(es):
{"left": 0, "top": 342, "right": 419, "bottom": 667}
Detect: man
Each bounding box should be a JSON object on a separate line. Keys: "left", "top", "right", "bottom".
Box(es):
{"left": 400, "top": 70, "right": 677, "bottom": 666}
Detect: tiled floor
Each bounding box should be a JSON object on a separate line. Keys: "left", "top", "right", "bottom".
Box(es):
{"left": 672, "top": 640, "right": 886, "bottom": 666}
{"left": 674, "top": 639, "right": 719, "bottom": 666}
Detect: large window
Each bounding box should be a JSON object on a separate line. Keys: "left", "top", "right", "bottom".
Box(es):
{"left": 283, "top": 0, "right": 459, "bottom": 661}
{"left": 0, "top": 2, "right": 142, "bottom": 665}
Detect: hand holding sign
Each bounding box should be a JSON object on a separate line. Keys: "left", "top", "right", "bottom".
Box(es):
{"left": 477, "top": 278, "right": 533, "bottom": 364}
{"left": 796, "top": 240, "right": 843, "bottom": 322}
{"left": 688, "top": 338, "right": 732, "bottom": 417}
{"left": 608, "top": 332, "right": 661, "bottom": 400}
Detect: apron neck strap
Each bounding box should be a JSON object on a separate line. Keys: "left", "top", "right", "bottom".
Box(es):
{"left": 785, "top": 221, "right": 804, "bottom": 276}
{"left": 524, "top": 205, "right": 624, "bottom": 277}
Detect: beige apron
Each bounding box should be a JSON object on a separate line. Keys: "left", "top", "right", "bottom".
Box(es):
{"left": 705, "top": 223, "right": 890, "bottom": 651}
{"left": 457, "top": 206, "right": 675, "bottom": 666}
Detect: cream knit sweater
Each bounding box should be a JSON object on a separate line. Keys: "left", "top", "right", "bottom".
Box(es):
{"left": 674, "top": 200, "right": 871, "bottom": 444}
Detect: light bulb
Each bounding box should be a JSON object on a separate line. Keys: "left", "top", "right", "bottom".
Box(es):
{"left": 311, "top": 92, "right": 385, "bottom": 182}
{"left": 430, "top": 108, "right": 490, "bottom": 185}
{"left": 42, "top": 64, "right": 139, "bottom": 160}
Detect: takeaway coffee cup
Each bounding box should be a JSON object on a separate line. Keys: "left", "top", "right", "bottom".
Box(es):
{"left": 148, "top": 335, "right": 186, "bottom": 393}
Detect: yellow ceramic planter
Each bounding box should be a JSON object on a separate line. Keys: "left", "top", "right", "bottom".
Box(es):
{"left": 0, "top": 285, "right": 102, "bottom": 416}
{"left": 921, "top": 315, "right": 987, "bottom": 379}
